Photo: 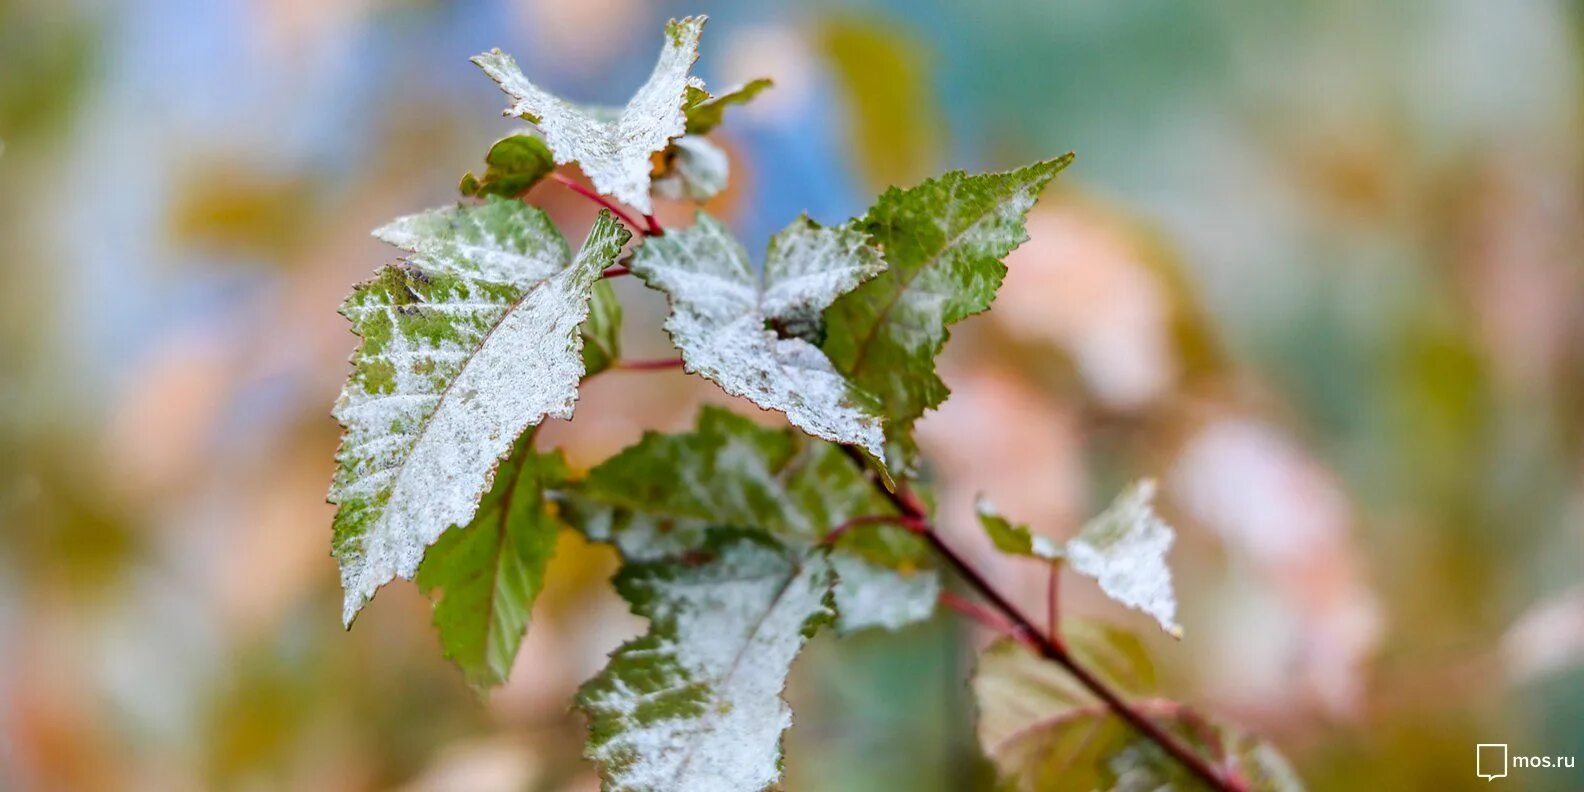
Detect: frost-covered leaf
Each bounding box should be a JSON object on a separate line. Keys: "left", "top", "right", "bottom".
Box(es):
{"left": 1068, "top": 480, "right": 1180, "bottom": 638}
{"left": 631, "top": 212, "right": 887, "bottom": 458}
{"left": 976, "top": 481, "right": 1180, "bottom": 637}
{"left": 653, "top": 135, "right": 729, "bottom": 202}
{"left": 416, "top": 430, "right": 567, "bottom": 689}
{"left": 829, "top": 553, "right": 939, "bottom": 633}
{"left": 682, "top": 78, "right": 772, "bottom": 135}
{"left": 459, "top": 134, "right": 555, "bottom": 198}
{"left": 330, "top": 202, "right": 629, "bottom": 624}
{"left": 581, "top": 279, "right": 622, "bottom": 376}
{"left": 822, "top": 156, "right": 1073, "bottom": 474}
{"left": 578, "top": 529, "right": 834, "bottom": 792}
{"left": 564, "top": 406, "right": 936, "bottom": 633}
{"left": 973, "top": 633, "right": 1301, "bottom": 792}
{"left": 473, "top": 17, "right": 706, "bottom": 214}
{"left": 976, "top": 495, "right": 1061, "bottom": 562}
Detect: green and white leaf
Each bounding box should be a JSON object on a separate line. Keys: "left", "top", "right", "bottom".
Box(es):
{"left": 330, "top": 201, "right": 629, "bottom": 624}
{"left": 459, "top": 133, "right": 556, "bottom": 198}
{"left": 578, "top": 530, "right": 835, "bottom": 792}
{"left": 581, "top": 278, "right": 622, "bottom": 376}
{"left": 976, "top": 480, "right": 1181, "bottom": 638}
{"left": 653, "top": 135, "right": 730, "bottom": 202}
{"left": 683, "top": 78, "right": 772, "bottom": 135}
{"left": 416, "top": 430, "right": 567, "bottom": 689}
{"left": 976, "top": 495, "right": 1061, "bottom": 562}
{"left": 974, "top": 632, "right": 1301, "bottom": 791}
{"left": 1067, "top": 480, "right": 1180, "bottom": 638}
{"left": 822, "top": 156, "right": 1073, "bottom": 474}
{"left": 631, "top": 213, "right": 887, "bottom": 458}
{"left": 473, "top": 17, "right": 706, "bottom": 214}
{"left": 564, "top": 406, "right": 936, "bottom": 633}
{"left": 829, "top": 552, "right": 939, "bottom": 633}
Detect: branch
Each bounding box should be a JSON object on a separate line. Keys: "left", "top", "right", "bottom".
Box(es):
{"left": 822, "top": 513, "right": 927, "bottom": 544}
{"left": 614, "top": 357, "right": 685, "bottom": 371}
{"left": 550, "top": 173, "right": 655, "bottom": 237}
{"left": 939, "top": 591, "right": 1025, "bottom": 641}
{"left": 1046, "top": 565, "right": 1063, "bottom": 648}
{"left": 843, "top": 447, "right": 1243, "bottom": 792}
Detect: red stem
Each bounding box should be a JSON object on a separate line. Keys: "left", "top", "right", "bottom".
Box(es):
{"left": 602, "top": 264, "right": 631, "bottom": 278}
{"left": 854, "top": 461, "right": 1243, "bottom": 792}
{"left": 1046, "top": 565, "right": 1063, "bottom": 648}
{"left": 550, "top": 173, "right": 654, "bottom": 236}
{"left": 642, "top": 213, "right": 665, "bottom": 236}
{"left": 614, "top": 358, "right": 685, "bottom": 371}
{"left": 822, "top": 513, "right": 927, "bottom": 544}
{"left": 939, "top": 591, "right": 1025, "bottom": 641}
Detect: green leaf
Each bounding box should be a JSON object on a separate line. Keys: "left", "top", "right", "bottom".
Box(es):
{"left": 578, "top": 529, "right": 835, "bottom": 792}
{"left": 828, "top": 552, "right": 939, "bottom": 633}
{"left": 817, "top": 17, "right": 941, "bottom": 189}
{"left": 822, "top": 156, "right": 1073, "bottom": 474}
{"left": 473, "top": 17, "right": 707, "bottom": 214}
{"left": 458, "top": 133, "right": 556, "bottom": 198}
{"left": 631, "top": 212, "right": 888, "bottom": 459}
{"left": 330, "top": 202, "right": 629, "bottom": 624}
{"left": 565, "top": 406, "right": 937, "bottom": 633}
{"left": 682, "top": 77, "right": 772, "bottom": 135}
{"left": 581, "top": 278, "right": 622, "bottom": 376}
{"left": 976, "top": 495, "right": 1061, "bottom": 561}
{"left": 974, "top": 630, "right": 1299, "bottom": 792}
{"left": 415, "top": 429, "right": 567, "bottom": 689}
{"left": 653, "top": 135, "right": 729, "bottom": 202}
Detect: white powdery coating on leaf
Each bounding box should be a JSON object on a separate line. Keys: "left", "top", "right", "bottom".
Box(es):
{"left": 472, "top": 17, "right": 705, "bottom": 214}
{"left": 632, "top": 212, "right": 887, "bottom": 458}
{"left": 976, "top": 494, "right": 1063, "bottom": 561}
{"left": 332, "top": 209, "right": 626, "bottom": 624}
{"left": 584, "top": 539, "right": 833, "bottom": 792}
{"left": 1065, "top": 480, "right": 1182, "bottom": 637}
{"left": 373, "top": 206, "right": 567, "bottom": 286}
{"left": 653, "top": 134, "right": 730, "bottom": 202}
{"left": 830, "top": 553, "right": 939, "bottom": 634}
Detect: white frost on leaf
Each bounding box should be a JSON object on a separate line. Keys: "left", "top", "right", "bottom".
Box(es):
{"left": 579, "top": 533, "right": 834, "bottom": 792}
{"left": 472, "top": 16, "right": 706, "bottom": 214}
{"left": 830, "top": 553, "right": 940, "bottom": 634}
{"left": 330, "top": 204, "right": 629, "bottom": 625}
{"left": 976, "top": 495, "right": 1063, "bottom": 561}
{"left": 630, "top": 212, "right": 888, "bottom": 458}
{"left": 1066, "top": 480, "right": 1182, "bottom": 638}
{"left": 976, "top": 482, "right": 1180, "bottom": 637}
{"left": 653, "top": 135, "right": 730, "bottom": 202}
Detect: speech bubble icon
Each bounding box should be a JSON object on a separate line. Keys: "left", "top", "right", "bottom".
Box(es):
{"left": 1477, "top": 744, "right": 1509, "bottom": 781}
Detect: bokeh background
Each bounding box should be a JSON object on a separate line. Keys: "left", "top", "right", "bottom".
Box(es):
{"left": 4, "top": 0, "right": 1583, "bottom": 789}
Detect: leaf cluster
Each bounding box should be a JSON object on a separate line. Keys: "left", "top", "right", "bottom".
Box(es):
{"left": 324, "top": 14, "right": 1298, "bottom": 791}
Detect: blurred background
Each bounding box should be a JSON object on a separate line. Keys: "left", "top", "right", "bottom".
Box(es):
{"left": 3, "top": 0, "right": 1582, "bottom": 789}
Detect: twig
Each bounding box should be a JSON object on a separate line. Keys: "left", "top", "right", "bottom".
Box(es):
{"left": 842, "top": 447, "right": 1243, "bottom": 792}
{"left": 550, "top": 173, "right": 653, "bottom": 236}
{"left": 1046, "top": 565, "right": 1063, "bottom": 649}
{"left": 822, "top": 513, "right": 927, "bottom": 545}
{"left": 613, "top": 358, "right": 685, "bottom": 371}
{"left": 939, "top": 591, "right": 1026, "bottom": 641}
